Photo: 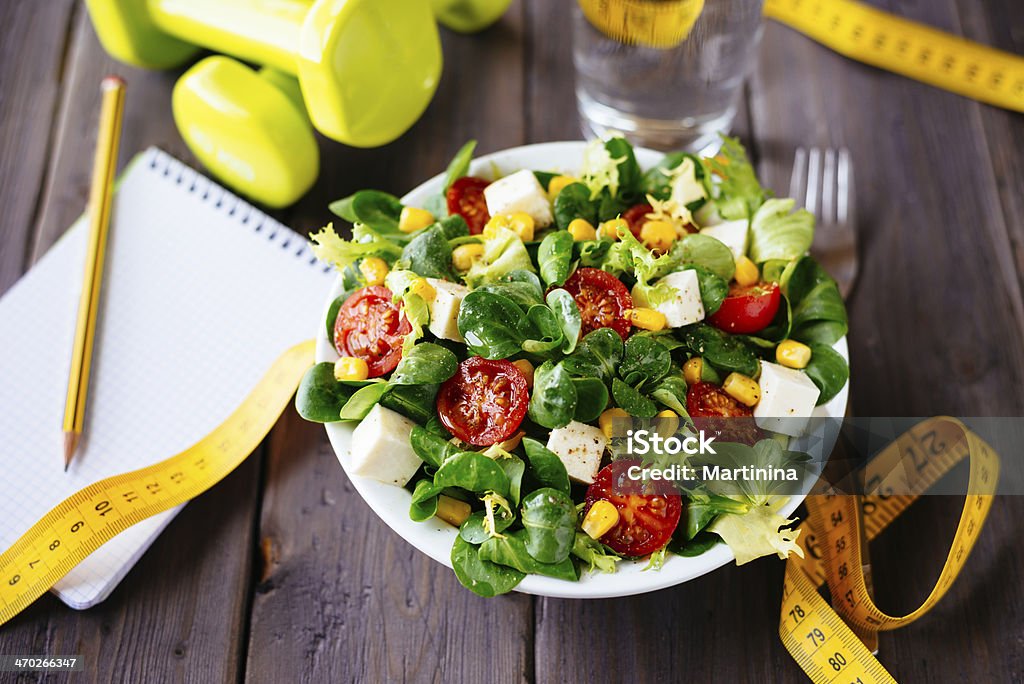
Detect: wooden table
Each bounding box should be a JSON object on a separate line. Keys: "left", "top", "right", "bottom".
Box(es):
{"left": 2, "top": 1, "right": 1022, "bottom": 681}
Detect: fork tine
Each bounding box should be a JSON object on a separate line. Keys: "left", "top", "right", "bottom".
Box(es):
{"left": 805, "top": 148, "right": 822, "bottom": 217}
{"left": 837, "top": 148, "right": 852, "bottom": 224}
{"left": 789, "top": 147, "right": 807, "bottom": 204}
{"left": 822, "top": 148, "right": 837, "bottom": 225}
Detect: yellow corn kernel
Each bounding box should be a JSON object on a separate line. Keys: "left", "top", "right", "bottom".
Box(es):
{"left": 452, "top": 243, "right": 484, "bottom": 272}
{"left": 334, "top": 356, "right": 369, "bottom": 381}
{"left": 599, "top": 217, "right": 629, "bottom": 239}
{"left": 409, "top": 277, "right": 436, "bottom": 302}
{"left": 734, "top": 255, "right": 759, "bottom": 287}
{"left": 548, "top": 174, "right": 578, "bottom": 199}
{"left": 512, "top": 359, "right": 535, "bottom": 389}
{"left": 497, "top": 431, "right": 525, "bottom": 452}
{"left": 568, "top": 218, "right": 597, "bottom": 242}
{"left": 436, "top": 495, "right": 472, "bottom": 527}
{"left": 640, "top": 220, "right": 676, "bottom": 251}
{"left": 508, "top": 212, "right": 535, "bottom": 241}
{"left": 582, "top": 500, "right": 620, "bottom": 540}
{"left": 683, "top": 357, "right": 703, "bottom": 385}
{"left": 627, "top": 307, "right": 667, "bottom": 332}
{"left": 358, "top": 257, "right": 389, "bottom": 286}
{"left": 723, "top": 372, "right": 760, "bottom": 407}
{"left": 655, "top": 409, "right": 679, "bottom": 436}
{"left": 776, "top": 339, "right": 812, "bottom": 369}
{"left": 598, "top": 408, "right": 630, "bottom": 439}
{"left": 398, "top": 206, "right": 435, "bottom": 233}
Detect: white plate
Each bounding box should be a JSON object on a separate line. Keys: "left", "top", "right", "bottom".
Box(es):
{"left": 317, "top": 142, "right": 850, "bottom": 599}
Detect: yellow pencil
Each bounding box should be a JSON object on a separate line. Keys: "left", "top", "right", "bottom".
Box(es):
{"left": 63, "top": 76, "right": 126, "bottom": 471}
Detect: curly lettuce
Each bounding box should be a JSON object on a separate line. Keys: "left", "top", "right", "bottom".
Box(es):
{"left": 310, "top": 222, "right": 404, "bottom": 270}
{"left": 708, "top": 497, "right": 804, "bottom": 565}
{"left": 384, "top": 269, "right": 431, "bottom": 353}
{"left": 705, "top": 136, "right": 767, "bottom": 220}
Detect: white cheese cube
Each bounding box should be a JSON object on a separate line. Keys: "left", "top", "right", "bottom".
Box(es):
{"left": 348, "top": 404, "right": 422, "bottom": 486}
{"left": 546, "top": 420, "right": 607, "bottom": 484}
{"left": 652, "top": 270, "right": 705, "bottom": 328}
{"left": 425, "top": 277, "right": 469, "bottom": 342}
{"left": 700, "top": 219, "right": 749, "bottom": 261}
{"left": 483, "top": 169, "right": 553, "bottom": 227}
{"left": 753, "top": 361, "right": 822, "bottom": 437}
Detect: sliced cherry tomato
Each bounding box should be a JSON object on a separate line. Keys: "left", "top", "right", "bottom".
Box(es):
{"left": 622, "top": 203, "right": 653, "bottom": 238}
{"left": 333, "top": 286, "right": 411, "bottom": 378}
{"left": 562, "top": 267, "right": 633, "bottom": 340}
{"left": 686, "top": 381, "right": 763, "bottom": 445}
{"left": 585, "top": 460, "right": 682, "bottom": 557}
{"left": 446, "top": 176, "right": 491, "bottom": 235}
{"left": 707, "top": 282, "right": 781, "bottom": 334}
{"left": 437, "top": 357, "right": 529, "bottom": 446}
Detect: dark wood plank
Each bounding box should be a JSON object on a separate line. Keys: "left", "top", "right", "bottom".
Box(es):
{"left": 245, "top": 8, "right": 535, "bottom": 683}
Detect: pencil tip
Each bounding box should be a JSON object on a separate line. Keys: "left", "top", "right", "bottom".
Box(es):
{"left": 64, "top": 432, "right": 80, "bottom": 471}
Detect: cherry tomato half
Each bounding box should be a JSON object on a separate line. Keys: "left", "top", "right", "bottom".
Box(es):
{"left": 585, "top": 460, "right": 682, "bottom": 557}
{"left": 622, "top": 203, "right": 653, "bottom": 238}
{"left": 446, "top": 176, "right": 491, "bottom": 235}
{"left": 333, "top": 286, "right": 411, "bottom": 378}
{"left": 562, "top": 267, "right": 633, "bottom": 340}
{"left": 707, "top": 282, "right": 781, "bottom": 334}
{"left": 437, "top": 357, "right": 529, "bottom": 446}
{"left": 686, "top": 381, "right": 763, "bottom": 445}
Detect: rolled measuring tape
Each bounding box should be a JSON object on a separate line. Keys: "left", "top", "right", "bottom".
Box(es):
{"left": 577, "top": 0, "right": 1024, "bottom": 113}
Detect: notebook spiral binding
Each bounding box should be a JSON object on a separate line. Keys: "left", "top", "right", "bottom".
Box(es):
{"left": 145, "top": 148, "right": 331, "bottom": 273}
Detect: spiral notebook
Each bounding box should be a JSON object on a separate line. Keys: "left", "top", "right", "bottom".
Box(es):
{"left": 0, "top": 148, "right": 334, "bottom": 609}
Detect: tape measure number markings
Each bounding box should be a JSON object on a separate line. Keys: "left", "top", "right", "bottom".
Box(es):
{"left": 0, "top": 340, "right": 315, "bottom": 625}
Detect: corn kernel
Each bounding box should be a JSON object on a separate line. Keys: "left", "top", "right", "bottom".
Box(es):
{"left": 548, "top": 174, "right": 578, "bottom": 200}
{"left": 627, "top": 307, "right": 667, "bottom": 332}
{"left": 398, "top": 206, "right": 435, "bottom": 233}
{"left": 599, "top": 217, "right": 629, "bottom": 239}
{"left": 452, "top": 243, "right": 484, "bottom": 272}
{"left": 436, "top": 495, "right": 472, "bottom": 527}
{"left": 334, "top": 356, "right": 369, "bottom": 381}
{"left": 512, "top": 359, "right": 535, "bottom": 389}
{"left": 734, "top": 255, "right": 759, "bottom": 287}
{"left": 497, "top": 431, "right": 525, "bottom": 452}
{"left": 640, "top": 220, "right": 676, "bottom": 251}
{"left": 683, "top": 357, "right": 703, "bottom": 385}
{"left": 598, "top": 408, "right": 630, "bottom": 439}
{"left": 509, "top": 212, "right": 535, "bottom": 241}
{"left": 723, "top": 372, "right": 760, "bottom": 407}
{"left": 358, "top": 257, "right": 389, "bottom": 286}
{"left": 582, "top": 500, "right": 620, "bottom": 540}
{"left": 568, "top": 218, "right": 597, "bottom": 241}
{"left": 655, "top": 409, "right": 679, "bottom": 437}
{"left": 776, "top": 339, "right": 812, "bottom": 369}
{"left": 409, "top": 277, "right": 436, "bottom": 302}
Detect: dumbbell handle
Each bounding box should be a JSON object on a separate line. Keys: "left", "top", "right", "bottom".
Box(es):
{"left": 149, "top": 0, "right": 310, "bottom": 74}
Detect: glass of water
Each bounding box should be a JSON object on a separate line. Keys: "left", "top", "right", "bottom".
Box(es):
{"left": 573, "top": 0, "right": 765, "bottom": 152}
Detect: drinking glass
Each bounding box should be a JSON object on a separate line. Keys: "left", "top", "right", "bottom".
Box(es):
{"left": 573, "top": 0, "right": 765, "bottom": 152}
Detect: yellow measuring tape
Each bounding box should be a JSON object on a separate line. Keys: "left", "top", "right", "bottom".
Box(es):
{"left": 0, "top": 340, "right": 315, "bottom": 626}
{"left": 578, "top": 0, "right": 1024, "bottom": 113}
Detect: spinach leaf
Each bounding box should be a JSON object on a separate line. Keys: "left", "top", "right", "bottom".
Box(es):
{"left": 538, "top": 230, "right": 574, "bottom": 286}
{"left": 295, "top": 363, "right": 352, "bottom": 423}
{"left": 688, "top": 265, "right": 728, "bottom": 315}
{"left": 437, "top": 214, "right": 469, "bottom": 240}
{"left": 458, "top": 290, "right": 536, "bottom": 359}
{"left": 642, "top": 152, "right": 704, "bottom": 201}
{"left": 522, "top": 438, "right": 571, "bottom": 495}
{"left": 338, "top": 382, "right": 390, "bottom": 420}
{"left": 681, "top": 324, "right": 759, "bottom": 377}
{"left": 442, "top": 140, "right": 476, "bottom": 191}
{"left": 604, "top": 136, "right": 642, "bottom": 201}
{"left": 328, "top": 190, "right": 405, "bottom": 233}
{"left": 784, "top": 257, "right": 848, "bottom": 346}
{"left": 390, "top": 342, "right": 458, "bottom": 385}
{"left": 572, "top": 377, "right": 609, "bottom": 422}
{"left": 401, "top": 225, "right": 455, "bottom": 280}
{"left": 804, "top": 343, "right": 849, "bottom": 405}
{"left": 495, "top": 454, "right": 526, "bottom": 506}
{"left": 480, "top": 530, "right": 579, "bottom": 581}
{"left": 650, "top": 375, "right": 689, "bottom": 416}
{"left": 434, "top": 452, "right": 511, "bottom": 498}
{"left": 328, "top": 195, "right": 357, "bottom": 222}
{"left": 611, "top": 378, "right": 658, "bottom": 418}
{"left": 562, "top": 328, "right": 623, "bottom": 385}
{"left": 425, "top": 192, "right": 448, "bottom": 219}
{"left": 523, "top": 305, "right": 566, "bottom": 355}
{"left": 410, "top": 426, "right": 460, "bottom": 468}
{"left": 619, "top": 335, "right": 672, "bottom": 389}
{"left": 380, "top": 383, "right": 439, "bottom": 424}
{"left": 596, "top": 189, "right": 629, "bottom": 222}
{"left": 520, "top": 488, "right": 577, "bottom": 564}
{"left": 669, "top": 530, "right": 721, "bottom": 557}
{"left": 474, "top": 280, "right": 544, "bottom": 309}
{"left": 450, "top": 536, "right": 525, "bottom": 597}
{"left": 409, "top": 480, "right": 444, "bottom": 522}
{"left": 324, "top": 294, "right": 346, "bottom": 341}
{"left": 575, "top": 238, "right": 612, "bottom": 267}
{"left": 545, "top": 289, "right": 582, "bottom": 354}
{"left": 684, "top": 492, "right": 749, "bottom": 539}
{"left": 553, "top": 182, "right": 598, "bottom": 230}
{"left": 459, "top": 509, "right": 515, "bottom": 544}
{"left": 533, "top": 170, "right": 557, "bottom": 190}
{"left": 528, "top": 361, "right": 578, "bottom": 429}
{"left": 675, "top": 233, "right": 736, "bottom": 281}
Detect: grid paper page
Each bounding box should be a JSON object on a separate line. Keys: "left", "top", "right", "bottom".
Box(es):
{"left": 0, "top": 148, "right": 335, "bottom": 609}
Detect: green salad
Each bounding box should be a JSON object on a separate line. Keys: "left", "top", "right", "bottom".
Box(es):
{"left": 296, "top": 136, "right": 849, "bottom": 596}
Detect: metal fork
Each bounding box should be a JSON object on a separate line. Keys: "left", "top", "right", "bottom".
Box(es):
{"left": 789, "top": 147, "right": 858, "bottom": 299}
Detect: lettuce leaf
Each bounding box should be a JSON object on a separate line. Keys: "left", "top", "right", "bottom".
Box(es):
{"left": 465, "top": 225, "right": 536, "bottom": 288}
{"left": 310, "top": 222, "right": 404, "bottom": 271}
{"left": 708, "top": 497, "right": 804, "bottom": 565}
{"left": 571, "top": 532, "right": 620, "bottom": 573}
{"left": 704, "top": 137, "right": 767, "bottom": 220}
{"left": 579, "top": 138, "right": 624, "bottom": 200}
{"left": 385, "top": 269, "right": 431, "bottom": 353}
{"left": 749, "top": 198, "right": 815, "bottom": 263}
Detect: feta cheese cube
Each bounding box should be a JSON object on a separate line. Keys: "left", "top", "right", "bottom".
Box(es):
{"left": 483, "top": 169, "right": 553, "bottom": 227}
{"left": 700, "top": 219, "right": 749, "bottom": 261}
{"left": 652, "top": 270, "right": 705, "bottom": 328}
{"left": 425, "top": 277, "right": 469, "bottom": 342}
{"left": 546, "top": 420, "right": 607, "bottom": 484}
{"left": 348, "top": 404, "right": 422, "bottom": 486}
{"left": 753, "top": 361, "right": 822, "bottom": 437}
